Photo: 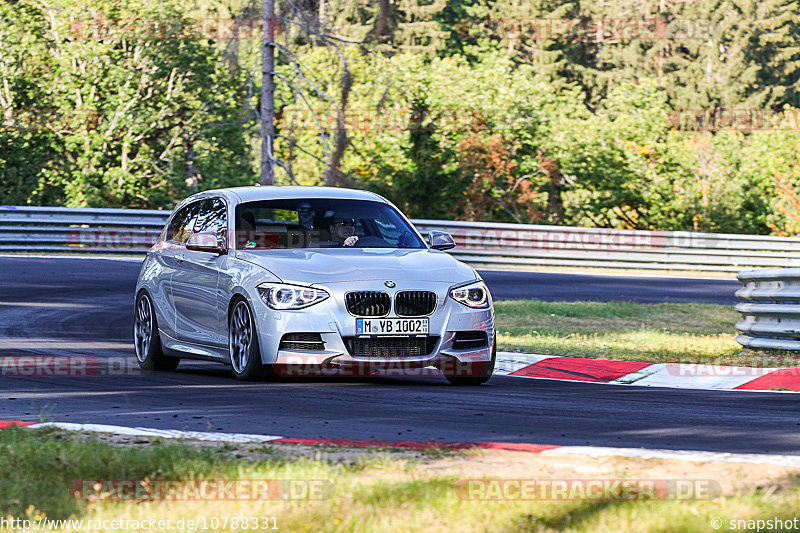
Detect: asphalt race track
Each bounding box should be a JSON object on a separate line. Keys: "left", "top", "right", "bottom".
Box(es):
{"left": 3, "top": 256, "right": 797, "bottom": 456}
{"left": 479, "top": 269, "right": 739, "bottom": 304}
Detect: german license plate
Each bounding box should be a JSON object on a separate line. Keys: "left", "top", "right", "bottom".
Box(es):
{"left": 356, "top": 318, "right": 429, "bottom": 336}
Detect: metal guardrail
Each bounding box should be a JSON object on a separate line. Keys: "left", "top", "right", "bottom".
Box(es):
{"left": 2, "top": 205, "right": 800, "bottom": 273}
{"left": 414, "top": 219, "right": 800, "bottom": 273}
{"left": 736, "top": 269, "right": 800, "bottom": 351}
{"left": 0, "top": 206, "right": 167, "bottom": 254}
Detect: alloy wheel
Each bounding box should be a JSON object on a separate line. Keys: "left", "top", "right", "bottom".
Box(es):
{"left": 230, "top": 301, "right": 253, "bottom": 374}
{"left": 134, "top": 294, "right": 153, "bottom": 362}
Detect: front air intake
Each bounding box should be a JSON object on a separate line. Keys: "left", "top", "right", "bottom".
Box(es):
{"left": 279, "top": 333, "right": 325, "bottom": 351}
{"left": 345, "top": 291, "right": 390, "bottom": 316}
{"left": 343, "top": 336, "right": 439, "bottom": 357}
{"left": 452, "top": 331, "right": 488, "bottom": 350}
{"left": 394, "top": 291, "right": 437, "bottom": 316}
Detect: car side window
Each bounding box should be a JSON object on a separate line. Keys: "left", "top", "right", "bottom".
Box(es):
{"left": 193, "top": 198, "right": 227, "bottom": 245}
{"left": 166, "top": 201, "right": 202, "bottom": 244}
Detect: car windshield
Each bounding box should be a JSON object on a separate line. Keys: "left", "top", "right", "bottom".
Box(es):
{"left": 234, "top": 198, "right": 426, "bottom": 250}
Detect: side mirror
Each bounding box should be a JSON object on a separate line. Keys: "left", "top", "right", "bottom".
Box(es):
{"left": 186, "top": 231, "right": 227, "bottom": 254}
{"left": 429, "top": 230, "right": 456, "bottom": 251}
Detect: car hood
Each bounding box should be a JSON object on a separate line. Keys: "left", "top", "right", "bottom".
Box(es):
{"left": 234, "top": 248, "right": 478, "bottom": 285}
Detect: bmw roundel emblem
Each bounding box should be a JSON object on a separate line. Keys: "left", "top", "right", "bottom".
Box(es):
{"left": 384, "top": 280, "right": 396, "bottom": 288}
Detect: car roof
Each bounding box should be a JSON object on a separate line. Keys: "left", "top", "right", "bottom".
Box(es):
{"left": 183, "top": 186, "right": 388, "bottom": 207}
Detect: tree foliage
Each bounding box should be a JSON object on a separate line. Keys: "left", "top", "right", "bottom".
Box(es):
{"left": 1, "top": 0, "right": 798, "bottom": 235}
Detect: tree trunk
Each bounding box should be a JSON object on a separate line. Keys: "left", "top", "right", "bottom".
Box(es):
{"left": 323, "top": 65, "right": 352, "bottom": 187}
{"left": 183, "top": 133, "right": 201, "bottom": 193}
{"left": 538, "top": 154, "right": 565, "bottom": 224}
{"left": 368, "top": 0, "right": 393, "bottom": 42}
{"left": 260, "top": 0, "right": 275, "bottom": 185}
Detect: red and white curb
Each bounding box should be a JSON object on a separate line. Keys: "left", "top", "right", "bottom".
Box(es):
{"left": 3, "top": 420, "right": 800, "bottom": 467}
{"left": 496, "top": 352, "right": 800, "bottom": 392}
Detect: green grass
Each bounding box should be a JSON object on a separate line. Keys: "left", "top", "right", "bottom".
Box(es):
{"left": 494, "top": 300, "right": 800, "bottom": 365}
{"left": 3, "top": 428, "right": 800, "bottom": 532}
{"left": 0, "top": 427, "right": 238, "bottom": 519}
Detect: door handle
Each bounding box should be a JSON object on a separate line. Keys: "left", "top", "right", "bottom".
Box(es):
{"left": 175, "top": 254, "right": 185, "bottom": 263}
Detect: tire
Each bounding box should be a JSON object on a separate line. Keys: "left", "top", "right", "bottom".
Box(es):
{"left": 445, "top": 338, "right": 496, "bottom": 386}
{"left": 228, "top": 298, "right": 270, "bottom": 381}
{"left": 134, "top": 291, "right": 180, "bottom": 371}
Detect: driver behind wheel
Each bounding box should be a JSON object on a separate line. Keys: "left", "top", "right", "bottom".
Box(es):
{"left": 329, "top": 217, "right": 359, "bottom": 247}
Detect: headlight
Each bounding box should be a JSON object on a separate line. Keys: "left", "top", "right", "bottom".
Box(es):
{"left": 257, "top": 283, "right": 329, "bottom": 310}
{"left": 449, "top": 281, "right": 490, "bottom": 309}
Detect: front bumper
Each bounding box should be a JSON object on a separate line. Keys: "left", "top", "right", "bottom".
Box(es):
{"left": 249, "top": 280, "right": 495, "bottom": 375}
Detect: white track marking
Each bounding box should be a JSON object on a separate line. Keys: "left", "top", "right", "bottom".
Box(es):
{"left": 543, "top": 445, "right": 800, "bottom": 467}
{"left": 611, "top": 363, "right": 780, "bottom": 390}
{"left": 34, "top": 422, "right": 284, "bottom": 443}
{"left": 494, "top": 352, "right": 554, "bottom": 375}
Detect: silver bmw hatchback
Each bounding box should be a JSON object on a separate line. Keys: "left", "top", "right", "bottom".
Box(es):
{"left": 134, "top": 186, "right": 495, "bottom": 385}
